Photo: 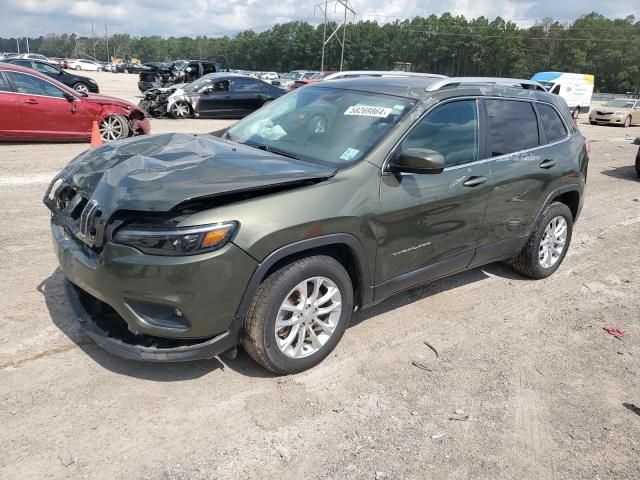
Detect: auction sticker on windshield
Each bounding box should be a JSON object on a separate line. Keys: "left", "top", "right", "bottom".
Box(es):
{"left": 344, "top": 105, "right": 392, "bottom": 118}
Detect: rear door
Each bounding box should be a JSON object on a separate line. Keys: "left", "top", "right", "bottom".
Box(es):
{"left": 5, "top": 71, "right": 86, "bottom": 140}
{"left": 0, "top": 71, "right": 23, "bottom": 139}
{"left": 228, "top": 78, "right": 267, "bottom": 115}
{"left": 473, "top": 98, "right": 565, "bottom": 265}
{"left": 375, "top": 99, "right": 492, "bottom": 297}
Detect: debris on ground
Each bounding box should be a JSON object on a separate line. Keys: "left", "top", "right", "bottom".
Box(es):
{"left": 375, "top": 471, "right": 390, "bottom": 480}
{"left": 431, "top": 433, "right": 447, "bottom": 440}
{"left": 603, "top": 327, "right": 626, "bottom": 338}
{"left": 623, "top": 403, "right": 640, "bottom": 417}
{"left": 58, "top": 452, "right": 75, "bottom": 467}
{"left": 274, "top": 445, "right": 291, "bottom": 462}
{"left": 423, "top": 340, "right": 439, "bottom": 358}
{"left": 411, "top": 360, "right": 432, "bottom": 371}
{"left": 449, "top": 408, "right": 469, "bottom": 421}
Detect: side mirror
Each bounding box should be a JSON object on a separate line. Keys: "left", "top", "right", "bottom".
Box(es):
{"left": 185, "top": 67, "right": 193, "bottom": 73}
{"left": 202, "top": 86, "right": 214, "bottom": 94}
{"left": 390, "top": 148, "right": 445, "bottom": 174}
{"left": 63, "top": 92, "right": 76, "bottom": 102}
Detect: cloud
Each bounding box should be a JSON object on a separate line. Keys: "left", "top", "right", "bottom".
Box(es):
{"left": 0, "top": 0, "right": 636, "bottom": 37}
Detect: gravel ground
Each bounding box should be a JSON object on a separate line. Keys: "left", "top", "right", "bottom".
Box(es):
{"left": 1, "top": 71, "right": 639, "bottom": 480}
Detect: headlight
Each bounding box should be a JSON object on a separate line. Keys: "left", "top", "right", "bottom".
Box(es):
{"left": 113, "top": 221, "right": 238, "bottom": 256}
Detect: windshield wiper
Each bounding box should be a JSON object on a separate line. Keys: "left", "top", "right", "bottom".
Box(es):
{"left": 245, "top": 142, "right": 300, "bottom": 160}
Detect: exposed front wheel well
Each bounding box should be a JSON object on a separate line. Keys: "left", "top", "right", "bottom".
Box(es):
{"left": 551, "top": 190, "right": 580, "bottom": 220}
{"left": 262, "top": 243, "right": 364, "bottom": 308}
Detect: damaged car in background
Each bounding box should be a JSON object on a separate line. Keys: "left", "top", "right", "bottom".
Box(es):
{"left": 137, "top": 60, "right": 220, "bottom": 93}
{"left": 0, "top": 63, "right": 150, "bottom": 142}
{"left": 139, "top": 73, "right": 285, "bottom": 119}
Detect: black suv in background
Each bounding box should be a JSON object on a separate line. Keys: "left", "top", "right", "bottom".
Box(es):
{"left": 138, "top": 60, "right": 220, "bottom": 92}
{"left": 1, "top": 58, "right": 99, "bottom": 94}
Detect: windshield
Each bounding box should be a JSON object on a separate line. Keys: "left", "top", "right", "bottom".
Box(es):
{"left": 538, "top": 81, "right": 554, "bottom": 90}
{"left": 281, "top": 71, "right": 302, "bottom": 80}
{"left": 604, "top": 99, "right": 635, "bottom": 109}
{"left": 173, "top": 60, "right": 188, "bottom": 71}
{"left": 227, "top": 86, "right": 415, "bottom": 166}
{"left": 183, "top": 77, "right": 213, "bottom": 92}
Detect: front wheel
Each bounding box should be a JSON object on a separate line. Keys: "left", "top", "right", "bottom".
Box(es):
{"left": 242, "top": 255, "right": 354, "bottom": 374}
{"left": 99, "top": 115, "right": 130, "bottom": 141}
{"left": 169, "top": 100, "right": 192, "bottom": 119}
{"left": 512, "top": 202, "right": 573, "bottom": 279}
{"left": 75, "top": 65, "right": 81, "bottom": 71}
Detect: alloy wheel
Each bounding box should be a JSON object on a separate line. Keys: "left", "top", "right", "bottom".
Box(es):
{"left": 99, "top": 116, "right": 125, "bottom": 141}
{"left": 73, "top": 83, "right": 89, "bottom": 94}
{"left": 539, "top": 216, "right": 568, "bottom": 268}
{"left": 171, "top": 101, "right": 191, "bottom": 118}
{"left": 274, "top": 276, "right": 342, "bottom": 359}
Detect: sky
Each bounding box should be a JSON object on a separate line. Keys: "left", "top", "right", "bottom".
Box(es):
{"left": 1, "top": 0, "right": 637, "bottom": 38}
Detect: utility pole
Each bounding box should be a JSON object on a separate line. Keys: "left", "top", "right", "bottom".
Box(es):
{"left": 25, "top": 28, "right": 30, "bottom": 53}
{"left": 16, "top": 38, "right": 20, "bottom": 54}
{"left": 314, "top": 0, "right": 355, "bottom": 72}
{"left": 105, "top": 21, "right": 109, "bottom": 62}
{"left": 91, "top": 20, "right": 96, "bottom": 59}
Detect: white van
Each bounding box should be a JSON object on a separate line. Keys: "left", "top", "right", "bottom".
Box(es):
{"left": 531, "top": 72, "right": 595, "bottom": 116}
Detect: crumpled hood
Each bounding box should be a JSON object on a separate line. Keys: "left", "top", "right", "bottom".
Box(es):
{"left": 84, "top": 93, "right": 138, "bottom": 109}
{"left": 52, "top": 132, "right": 337, "bottom": 216}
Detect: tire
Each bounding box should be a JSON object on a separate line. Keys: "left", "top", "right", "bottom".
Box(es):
{"left": 169, "top": 100, "right": 192, "bottom": 119}
{"left": 512, "top": 202, "right": 573, "bottom": 279}
{"left": 624, "top": 116, "right": 631, "bottom": 128}
{"left": 590, "top": 121, "right": 597, "bottom": 125}
{"left": 242, "top": 255, "right": 354, "bottom": 374}
{"left": 75, "top": 65, "right": 81, "bottom": 71}
{"left": 99, "top": 114, "right": 131, "bottom": 141}
{"left": 262, "top": 99, "right": 273, "bottom": 107}
{"left": 72, "top": 82, "right": 89, "bottom": 94}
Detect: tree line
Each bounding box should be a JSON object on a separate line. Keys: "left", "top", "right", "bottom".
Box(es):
{"left": 1, "top": 12, "right": 638, "bottom": 93}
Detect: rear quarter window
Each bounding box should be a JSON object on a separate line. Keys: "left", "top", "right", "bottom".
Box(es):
{"left": 537, "top": 103, "right": 568, "bottom": 143}
{"left": 485, "top": 99, "right": 540, "bottom": 157}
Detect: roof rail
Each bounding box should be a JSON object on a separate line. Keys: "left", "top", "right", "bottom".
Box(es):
{"left": 426, "top": 77, "right": 546, "bottom": 92}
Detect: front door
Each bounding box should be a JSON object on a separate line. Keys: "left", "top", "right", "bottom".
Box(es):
{"left": 375, "top": 99, "right": 492, "bottom": 299}
{"left": 197, "top": 79, "right": 233, "bottom": 118}
{"left": 5, "top": 71, "right": 86, "bottom": 140}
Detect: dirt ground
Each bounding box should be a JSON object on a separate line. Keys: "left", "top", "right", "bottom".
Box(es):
{"left": 1, "top": 71, "right": 639, "bottom": 480}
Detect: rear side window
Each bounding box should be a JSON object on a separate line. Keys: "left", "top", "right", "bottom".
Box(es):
{"left": 6, "top": 72, "right": 66, "bottom": 98}
{"left": 537, "top": 103, "right": 568, "bottom": 143}
{"left": 485, "top": 100, "right": 540, "bottom": 157}
{"left": 232, "top": 78, "right": 262, "bottom": 92}
{"left": 203, "top": 63, "right": 217, "bottom": 74}
{"left": 11, "top": 59, "right": 32, "bottom": 68}
{"left": 402, "top": 99, "right": 478, "bottom": 167}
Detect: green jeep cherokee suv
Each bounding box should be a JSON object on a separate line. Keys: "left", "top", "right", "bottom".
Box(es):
{"left": 45, "top": 76, "right": 588, "bottom": 374}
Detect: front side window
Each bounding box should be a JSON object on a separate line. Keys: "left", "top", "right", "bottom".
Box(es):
{"left": 0, "top": 73, "right": 10, "bottom": 92}
{"left": 401, "top": 100, "right": 479, "bottom": 168}
{"left": 228, "top": 86, "right": 415, "bottom": 167}
{"left": 537, "top": 103, "right": 568, "bottom": 143}
{"left": 485, "top": 99, "right": 540, "bottom": 157}
{"left": 6, "top": 72, "right": 66, "bottom": 98}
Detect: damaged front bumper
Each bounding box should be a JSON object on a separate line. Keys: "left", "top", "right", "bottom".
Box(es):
{"left": 51, "top": 221, "right": 258, "bottom": 362}
{"left": 65, "top": 280, "right": 241, "bottom": 361}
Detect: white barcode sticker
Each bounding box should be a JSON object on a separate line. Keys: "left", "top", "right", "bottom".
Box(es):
{"left": 344, "top": 105, "right": 392, "bottom": 118}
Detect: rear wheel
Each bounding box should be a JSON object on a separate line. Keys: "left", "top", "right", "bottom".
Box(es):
{"left": 169, "top": 101, "right": 192, "bottom": 119}
{"left": 99, "top": 115, "right": 130, "bottom": 141}
{"left": 75, "top": 65, "right": 81, "bottom": 71}
{"left": 512, "top": 202, "right": 573, "bottom": 279}
{"left": 242, "top": 255, "right": 354, "bottom": 374}
{"left": 72, "top": 82, "right": 89, "bottom": 94}
{"left": 624, "top": 116, "right": 631, "bottom": 128}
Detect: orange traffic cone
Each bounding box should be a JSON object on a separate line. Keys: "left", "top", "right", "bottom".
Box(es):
{"left": 90, "top": 120, "right": 102, "bottom": 147}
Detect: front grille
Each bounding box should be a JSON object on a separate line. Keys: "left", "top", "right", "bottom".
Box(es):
{"left": 79, "top": 199, "right": 99, "bottom": 237}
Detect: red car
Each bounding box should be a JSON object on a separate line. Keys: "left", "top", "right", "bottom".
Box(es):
{"left": 0, "top": 63, "right": 150, "bottom": 142}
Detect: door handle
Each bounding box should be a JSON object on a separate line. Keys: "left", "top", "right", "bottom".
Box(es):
{"left": 24, "top": 99, "right": 39, "bottom": 105}
{"left": 539, "top": 159, "right": 556, "bottom": 169}
{"left": 463, "top": 176, "right": 488, "bottom": 187}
